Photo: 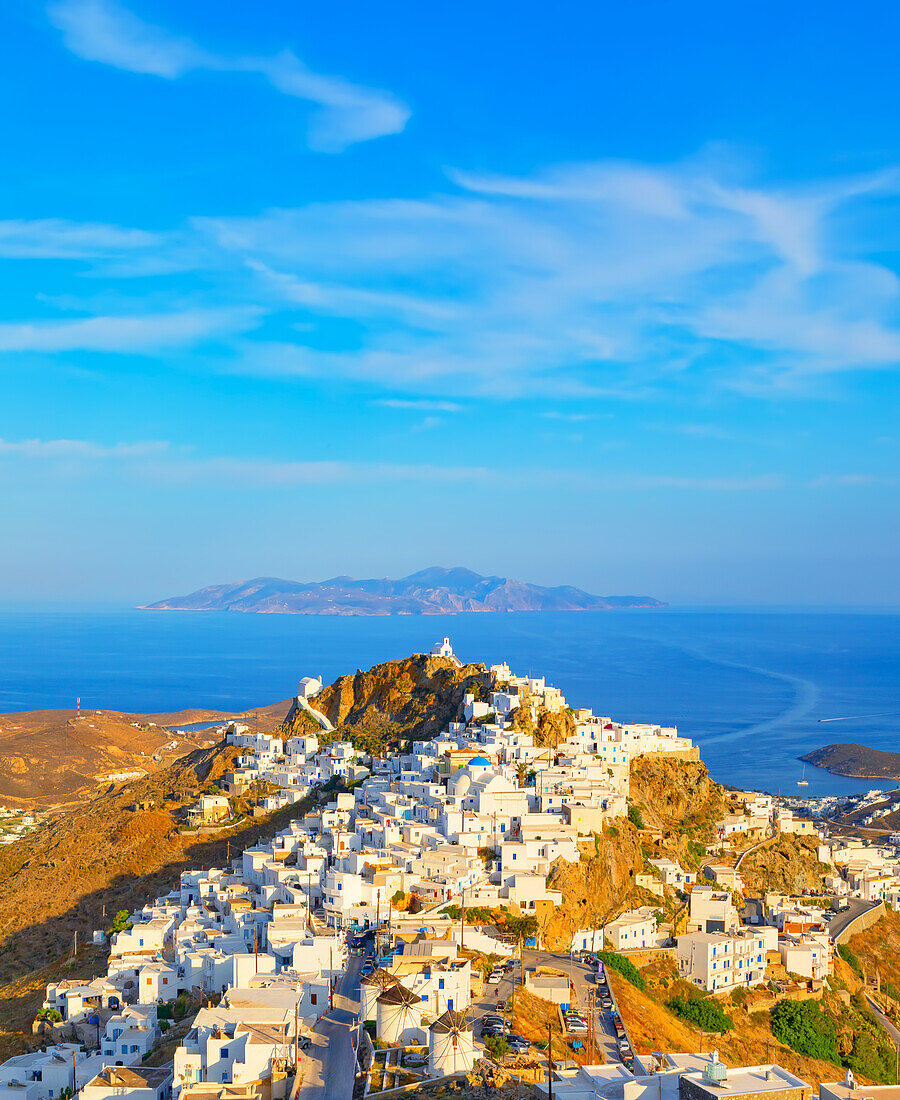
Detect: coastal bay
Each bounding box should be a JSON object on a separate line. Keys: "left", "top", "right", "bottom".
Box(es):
{"left": 0, "top": 607, "right": 897, "bottom": 798}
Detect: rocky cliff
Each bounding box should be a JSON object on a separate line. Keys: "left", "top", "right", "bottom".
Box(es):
{"left": 541, "top": 824, "right": 647, "bottom": 950}
{"left": 738, "top": 834, "right": 830, "bottom": 896}
{"left": 629, "top": 755, "right": 727, "bottom": 840}
{"left": 286, "top": 653, "right": 493, "bottom": 749}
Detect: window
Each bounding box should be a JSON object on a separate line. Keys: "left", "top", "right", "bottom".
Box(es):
{"left": 221, "top": 1048, "right": 229, "bottom": 1058}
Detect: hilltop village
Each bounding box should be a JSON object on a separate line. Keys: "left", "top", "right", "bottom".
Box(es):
{"left": 3, "top": 641, "right": 900, "bottom": 1100}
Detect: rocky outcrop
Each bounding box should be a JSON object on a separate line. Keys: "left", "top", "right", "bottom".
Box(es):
{"left": 510, "top": 701, "right": 575, "bottom": 748}
{"left": 629, "top": 756, "right": 726, "bottom": 840}
{"left": 541, "top": 824, "right": 646, "bottom": 950}
{"left": 286, "top": 654, "right": 493, "bottom": 747}
{"left": 738, "top": 834, "right": 830, "bottom": 896}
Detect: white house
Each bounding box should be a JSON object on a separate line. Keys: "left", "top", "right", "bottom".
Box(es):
{"left": 605, "top": 908, "right": 658, "bottom": 951}
{"left": 676, "top": 930, "right": 767, "bottom": 993}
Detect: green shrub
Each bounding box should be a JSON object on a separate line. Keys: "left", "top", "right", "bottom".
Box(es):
{"left": 668, "top": 995, "right": 734, "bottom": 1032}
{"left": 837, "top": 944, "right": 863, "bottom": 978}
{"left": 771, "top": 1000, "right": 839, "bottom": 1064}
{"left": 484, "top": 1036, "right": 509, "bottom": 1060}
{"left": 628, "top": 805, "right": 645, "bottom": 830}
{"left": 36, "top": 1008, "right": 62, "bottom": 1022}
{"left": 597, "top": 951, "right": 645, "bottom": 991}
{"left": 109, "top": 909, "right": 132, "bottom": 934}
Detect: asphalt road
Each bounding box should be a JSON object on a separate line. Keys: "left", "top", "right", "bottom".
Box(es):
{"left": 297, "top": 954, "right": 362, "bottom": 1100}
{"left": 866, "top": 994, "right": 900, "bottom": 1048}
{"left": 828, "top": 899, "right": 879, "bottom": 942}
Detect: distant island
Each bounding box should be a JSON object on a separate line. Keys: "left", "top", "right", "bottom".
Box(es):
{"left": 800, "top": 742, "right": 900, "bottom": 779}
{"left": 141, "top": 566, "right": 665, "bottom": 617}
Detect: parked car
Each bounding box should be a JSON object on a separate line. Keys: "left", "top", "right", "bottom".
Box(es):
{"left": 481, "top": 1014, "right": 505, "bottom": 1026}
{"left": 360, "top": 962, "right": 374, "bottom": 976}
{"left": 601, "top": 997, "right": 612, "bottom": 1010}
{"left": 482, "top": 1024, "right": 509, "bottom": 1038}
{"left": 506, "top": 1035, "right": 530, "bottom": 1053}
{"left": 487, "top": 971, "right": 502, "bottom": 984}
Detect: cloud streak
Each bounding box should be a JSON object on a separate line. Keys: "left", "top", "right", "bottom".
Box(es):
{"left": 1, "top": 437, "right": 876, "bottom": 495}
{"left": 46, "top": 0, "right": 409, "bottom": 151}
{"left": 196, "top": 154, "right": 900, "bottom": 395}
{"left": 0, "top": 308, "right": 261, "bottom": 353}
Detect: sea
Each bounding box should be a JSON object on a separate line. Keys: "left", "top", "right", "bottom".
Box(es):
{"left": 0, "top": 606, "right": 897, "bottom": 799}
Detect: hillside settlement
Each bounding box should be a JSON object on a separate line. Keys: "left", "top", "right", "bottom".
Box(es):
{"left": 3, "top": 640, "right": 900, "bottom": 1100}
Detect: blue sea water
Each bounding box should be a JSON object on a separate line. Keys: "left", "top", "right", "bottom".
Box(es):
{"left": 0, "top": 606, "right": 897, "bottom": 797}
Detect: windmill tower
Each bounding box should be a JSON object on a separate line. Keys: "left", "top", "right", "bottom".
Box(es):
{"left": 429, "top": 1009, "right": 475, "bottom": 1076}
{"left": 361, "top": 968, "right": 399, "bottom": 1025}
{"left": 376, "top": 983, "right": 424, "bottom": 1046}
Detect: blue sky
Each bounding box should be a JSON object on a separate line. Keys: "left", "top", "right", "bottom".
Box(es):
{"left": 0, "top": 0, "right": 898, "bottom": 605}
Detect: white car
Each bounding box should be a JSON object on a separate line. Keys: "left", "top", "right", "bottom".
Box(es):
{"left": 487, "top": 971, "right": 502, "bottom": 984}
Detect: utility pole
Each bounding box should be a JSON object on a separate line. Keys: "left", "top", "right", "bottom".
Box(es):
{"left": 329, "top": 941, "right": 334, "bottom": 1011}
{"left": 460, "top": 887, "right": 464, "bottom": 952}
{"left": 294, "top": 1003, "right": 299, "bottom": 1073}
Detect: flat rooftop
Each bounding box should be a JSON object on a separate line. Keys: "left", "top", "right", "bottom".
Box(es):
{"left": 682, "top": 1064, "right": 809, "bottom": 1096}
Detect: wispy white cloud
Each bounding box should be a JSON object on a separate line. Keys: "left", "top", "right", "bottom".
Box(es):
{"left": 0, "top": 307, "right": 261, "bottom": 353}
{"left": 4, "top": 150, "right": 899, "bottom": 394}
{"left": 810, "top": 473, "right": 896, "bottom": 488}
{"left": 195, "top": 153, "right": 900, "bottom": 395}
{"left": 46, "top": 0, "right": 409, "bottom": 151}
{"left": 0, "top": 218, "right": 160, "bottom": 259}
{"left": 0, "top": 435, "right": 812, "bottom": 494}
{"left": 540, "top": 411, "right": 595, "bottom": 422}
{"left": 0, "top": 438, "right": 170, "bottom": 458}
{"left": 376, "top": 399, "right": 463, "bottom": 412}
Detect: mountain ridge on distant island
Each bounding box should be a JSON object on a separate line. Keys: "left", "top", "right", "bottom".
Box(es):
{"left": 800, "top": 742, "right": 900, "bottom": 779}
{"left": 140, "top": 566, "right": 665, "bottom": 616}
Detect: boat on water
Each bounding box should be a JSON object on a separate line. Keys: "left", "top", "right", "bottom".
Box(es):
{"left": 797, "top": 764, "right": 809, "bottom": 787}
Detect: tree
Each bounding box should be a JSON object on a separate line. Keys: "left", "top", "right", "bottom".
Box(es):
{"left": 484, "top": 1036, "right": 509, "bottom": 1060}
{"left": 628, "top": 805, "right": 645, "bottom": 830}
{"left": 505, "top": 911, "right": 538, "bottom": 940}
{"left": 109, "top": 910, "right": 132, "bottom": 934}
{"left": 771, "top": 1000, "right": 839, "bottom": 1064}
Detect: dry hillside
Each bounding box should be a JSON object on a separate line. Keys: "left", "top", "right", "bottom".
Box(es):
{"left": 542, "top": 824, "right": 647, "bottom": 950}
{"left": 0, "top": 700, "right": 292, "bottom": 807}
{"left": 609, "top": 962, "right": 850, "bottom": 1089}
{"left": 629, "top": 756, "right": 727, "bottom": 840}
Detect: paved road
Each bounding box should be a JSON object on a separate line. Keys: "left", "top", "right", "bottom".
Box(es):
{"left": 828, "top": 899, "right": 879, "bottom": 942}
{"left": 866, "top": 994, "right": 900, "bottom": 1048}
{"left": 297, "top": 954, "right": 362, "bottom": 1100}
